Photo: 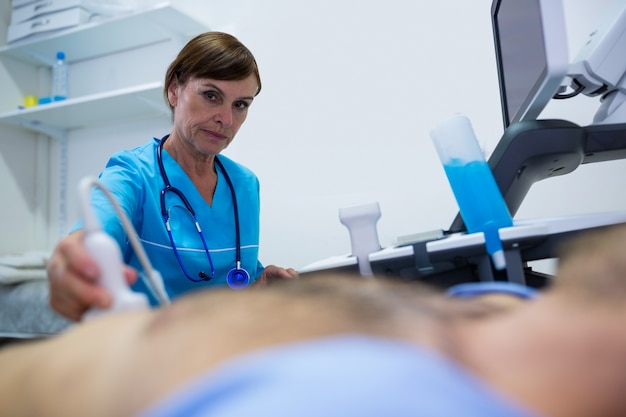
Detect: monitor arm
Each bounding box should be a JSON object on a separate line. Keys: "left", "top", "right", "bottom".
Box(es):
{"left": 564, "top": 1, "right": 626, "bottom": 124}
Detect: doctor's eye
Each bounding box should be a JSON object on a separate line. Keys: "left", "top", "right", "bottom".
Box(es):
{"left": 233, "top": 100, "right": 251, "bottom": 112}
{"left": 203, "top": 90, "right": 221, "bottom": 103}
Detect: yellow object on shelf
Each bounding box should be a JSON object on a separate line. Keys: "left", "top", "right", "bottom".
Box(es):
{"left": 23, "top": 95, "right": 37, "bottom": 108}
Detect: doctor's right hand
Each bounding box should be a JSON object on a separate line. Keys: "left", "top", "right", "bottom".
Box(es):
{"left": 47, "top": 230, "right": 138, "bottom": 322}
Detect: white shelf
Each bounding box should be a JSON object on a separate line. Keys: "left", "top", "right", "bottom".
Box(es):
{"left": 0, "top": 82, "right": 166, "bottom": 136}
{"left": 0, "top": 2, "right": 208, "bottom": 65}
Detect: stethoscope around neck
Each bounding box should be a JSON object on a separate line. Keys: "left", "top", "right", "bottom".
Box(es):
{"left": 157, "top": 135, "right": 250, "bottom": 289}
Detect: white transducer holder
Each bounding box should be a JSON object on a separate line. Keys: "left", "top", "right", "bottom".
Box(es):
{"left": 339, "top": 202, "right": 382, "bottom": 276}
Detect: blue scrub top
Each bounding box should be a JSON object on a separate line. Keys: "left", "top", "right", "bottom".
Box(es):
{"left": 76, "top": 138, "right": 264, "bottom": 303}
{"left": 139, "top": 335, "right": 537, "bottom": 417}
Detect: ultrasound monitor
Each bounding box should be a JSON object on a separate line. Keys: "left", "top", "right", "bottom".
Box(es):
{"left": 492, "top": 0, "right": 570, "bottom": 128}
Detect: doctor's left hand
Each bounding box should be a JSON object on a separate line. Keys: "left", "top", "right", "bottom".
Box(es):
{"left": 255, "top": 265, "right": 299, "bottom": 287}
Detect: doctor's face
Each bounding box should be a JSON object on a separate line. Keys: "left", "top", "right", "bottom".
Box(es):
{"left": 167, "top": 75, "right": 258, "bottom": 156}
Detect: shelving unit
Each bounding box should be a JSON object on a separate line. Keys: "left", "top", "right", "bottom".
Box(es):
{"left": 0, "top": 1, "right": 208, "bottom": 138}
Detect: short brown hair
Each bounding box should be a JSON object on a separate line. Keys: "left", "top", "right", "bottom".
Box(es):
{"left": 163, "top": 32, "right": 262, "bottom": 112}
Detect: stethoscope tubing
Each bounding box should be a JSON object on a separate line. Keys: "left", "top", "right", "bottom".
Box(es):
{"left": 156, "top": 135, "right": 247, "bottom": 285}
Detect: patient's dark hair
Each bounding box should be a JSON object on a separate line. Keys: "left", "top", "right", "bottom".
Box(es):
{"left": 163, "top": 31, "right": 262, "bottom": 113}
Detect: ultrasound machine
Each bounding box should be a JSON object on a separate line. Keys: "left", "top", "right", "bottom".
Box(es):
{"left": 299, "top": 0, "right": 626, "bottom": 288}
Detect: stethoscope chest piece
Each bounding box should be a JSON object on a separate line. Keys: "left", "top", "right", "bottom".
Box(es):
{"left": 227, "top": 264, "right": 250, "bottom": 289}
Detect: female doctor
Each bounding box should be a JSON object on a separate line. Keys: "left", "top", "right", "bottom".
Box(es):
{"left": 47, "top": 31, "right": 298, "bottom": 321}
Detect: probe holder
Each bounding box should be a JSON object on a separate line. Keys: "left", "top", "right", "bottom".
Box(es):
{"left": 339, "top": 202, "right": 382, "bottom": 276}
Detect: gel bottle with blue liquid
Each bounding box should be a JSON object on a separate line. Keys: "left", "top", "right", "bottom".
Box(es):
{"left": 430, "top": 114, "right": 513, "bottom": 270}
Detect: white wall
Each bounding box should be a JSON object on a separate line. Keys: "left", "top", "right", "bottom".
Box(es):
{"left": 4, "top": 0, "right": 625, "bottom": 273}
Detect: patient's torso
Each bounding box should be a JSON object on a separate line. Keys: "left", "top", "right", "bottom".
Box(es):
{"left": 12, "top": 277, "right": 476, "bottom": 417}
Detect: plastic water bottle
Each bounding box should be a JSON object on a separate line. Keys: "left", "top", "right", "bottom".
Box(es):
{"left": 51, "top": 51, "right": 68, "bottom": 101}
{"left": 430, "top": 114, "right": 513, "bottom": 270}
